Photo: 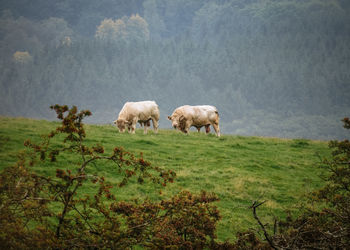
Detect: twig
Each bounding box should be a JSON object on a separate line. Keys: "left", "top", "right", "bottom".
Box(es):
{"left": 250, "top": 200, "right": 278, "bottom": 250}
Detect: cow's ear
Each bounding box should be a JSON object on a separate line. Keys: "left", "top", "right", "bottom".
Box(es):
{"left": 167, "top": 116, "right": 172, "bottom": 120}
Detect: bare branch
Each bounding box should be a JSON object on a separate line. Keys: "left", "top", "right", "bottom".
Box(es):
{"left": 250, "top": 200, "right": 278, "bottom": 250}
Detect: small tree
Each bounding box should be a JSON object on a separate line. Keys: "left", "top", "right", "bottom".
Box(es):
{"left": 13, "top": 51, "right": 32, "bottom": 64}
{"left": 126, "top": 14, "right": 150, "bottom": 42}
{"left": 95, "top": 14, "right": 149, "bottom": 43}
{"left": 95, "top": 18, "right": 126, "bottom": 41}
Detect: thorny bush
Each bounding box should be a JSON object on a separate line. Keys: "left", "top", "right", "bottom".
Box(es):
{"left": 0, "top": 105, "right": 223, "bottom": 249}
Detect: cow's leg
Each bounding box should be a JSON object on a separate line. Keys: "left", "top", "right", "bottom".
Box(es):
{"left": 151, "top": 118, "right": 158, "bottom": 134}
{"left": 129, "top": 120, "right": 137, "bottom": 134}
{"left": 131, "top": 124, "right": 136, "bottom": 134}
{"left": 183, "top": 121, "right": 192, "bottom": 134}
{"left": 212, "top": 122, "right": 220, "bottom": 137}
{"left": 197, "top": 126, "right": 201, "bottom": 133}
{"left": 205, "top": 124, "right": 211, "bottom": 134}
{"left": 143, "top": 122, "right": 148, "bottom": 134}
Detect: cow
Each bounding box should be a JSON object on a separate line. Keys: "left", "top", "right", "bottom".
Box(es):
{"left": 168, "top": 105, "right": 220, "bottom": 137}
{"left": 114, "top": 101, "right": 159, "bottom": 134}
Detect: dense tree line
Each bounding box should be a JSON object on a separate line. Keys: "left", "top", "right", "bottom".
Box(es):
{"left": 0, "top": 0, "right": 349, "bottom": 139}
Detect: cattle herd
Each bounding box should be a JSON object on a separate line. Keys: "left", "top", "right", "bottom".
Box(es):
{"left": 113, "top": 101, "right": 220, "bottom": 137}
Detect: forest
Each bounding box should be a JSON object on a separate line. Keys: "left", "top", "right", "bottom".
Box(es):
{"left": 0, "top": 0, "right": 349, "bottom": 140}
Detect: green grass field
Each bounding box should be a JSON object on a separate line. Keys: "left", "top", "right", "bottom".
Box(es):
{"left": 0, "top": 116, "right": 331, "bottom": 242}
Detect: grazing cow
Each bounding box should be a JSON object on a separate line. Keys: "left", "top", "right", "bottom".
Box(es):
{"left": 168, "top": 105, "right": 220, "bottom": 137}
{"left": 114, "top": 101, "right": 159, "bottom": 134}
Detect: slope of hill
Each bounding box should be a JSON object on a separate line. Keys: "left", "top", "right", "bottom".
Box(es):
{"left": 0, "top": 116, "right": 331, "bottom": 241}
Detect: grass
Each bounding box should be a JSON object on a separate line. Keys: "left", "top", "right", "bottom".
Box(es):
{"left": 0, "top": 116, "right": 331, "bottom": 242}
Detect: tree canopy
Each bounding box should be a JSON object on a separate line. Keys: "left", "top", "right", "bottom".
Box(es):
{"left": 0, "top": 0, "right": 349, "bottom": 139}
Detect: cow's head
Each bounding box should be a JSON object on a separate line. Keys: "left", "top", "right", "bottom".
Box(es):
{"left": 114, "top": 119, "right": 127, "bottom": 133}
{"left": 178, "top": 116, "right": 187, "bottom": 131}
{"left": 168, "top": 115, "right": 178, "bottom": 130}
{"left": 168, "top": 115, "right": 186, "bottom": 131}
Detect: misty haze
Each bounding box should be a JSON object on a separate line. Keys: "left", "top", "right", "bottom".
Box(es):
{"left": 0, "top": 0, "right": 349, "bottom": 140}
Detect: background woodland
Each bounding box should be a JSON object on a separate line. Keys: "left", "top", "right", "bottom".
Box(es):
{"left": 0, "top": 0, "right": 349, "bottom": 139}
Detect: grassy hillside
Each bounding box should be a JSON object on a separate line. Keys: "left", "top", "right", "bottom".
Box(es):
{"left": 0, "top": 116, "right": 331, "bottom": 241}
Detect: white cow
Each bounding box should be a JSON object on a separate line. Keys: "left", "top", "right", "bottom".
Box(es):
{"left": 168, "top": 105, "right": 220, "bottom": 137}
{"left": 114, "top": 101, "right": 159, "bottom": 134}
